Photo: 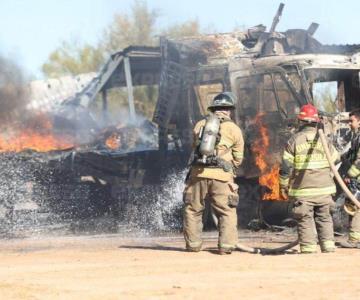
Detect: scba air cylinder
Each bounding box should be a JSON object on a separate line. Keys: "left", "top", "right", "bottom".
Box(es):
{"left": 199, "top": 114, "right": 220, "bottom": 163}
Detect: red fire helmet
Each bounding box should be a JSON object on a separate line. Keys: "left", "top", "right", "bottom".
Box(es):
{"left": 298, "top": 104, "right": 320, "bottom": 123}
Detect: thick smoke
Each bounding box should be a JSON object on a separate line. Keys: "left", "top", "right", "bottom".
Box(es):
{"left": 0, "top": 54, "right": 29, "bottom": 126}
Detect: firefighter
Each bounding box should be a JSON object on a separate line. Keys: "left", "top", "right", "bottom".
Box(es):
{"left": 338, "top": 109, "right": 360, "bottom": 248}
{"left": 183, "top": 92, "right": 244, "bottom": 255}
{"left": 279, "top": 104, "right": 339, "bottom": 254}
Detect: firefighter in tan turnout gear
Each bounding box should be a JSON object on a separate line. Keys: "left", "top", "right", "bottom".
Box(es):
{"left": 279, "top": 104, "right": 339, "bottom": 254}
{"left": 339, "top": 109, "right": 360, "bottom": 248}
{"left": 183, "top": 92, "right": 244, "bottom": 255}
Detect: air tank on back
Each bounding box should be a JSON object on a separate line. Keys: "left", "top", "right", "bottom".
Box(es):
{"left": 198, "top": 114, "right": 220, "bottom": 163}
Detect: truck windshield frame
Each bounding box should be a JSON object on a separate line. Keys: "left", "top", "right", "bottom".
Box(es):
{"left": 234, "top": 65, "right": 306, "bottom": 120}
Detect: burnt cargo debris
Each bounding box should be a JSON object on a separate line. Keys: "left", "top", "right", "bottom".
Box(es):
{"left": 1, "top": 3, "right": 360, "bottom": 233}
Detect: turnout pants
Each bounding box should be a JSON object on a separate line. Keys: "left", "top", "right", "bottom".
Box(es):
{"left": 183, "top": 177, "right": 239, "bottom": 250}
{"left": 349, "top": 210, "right": 360, "bottom": 242}
{"left": 291, "top": 195, "right": 335, "bottom": 252}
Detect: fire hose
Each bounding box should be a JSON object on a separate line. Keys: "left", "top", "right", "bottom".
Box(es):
{"left": 212, "top": 128, "right": 360, "bottom": 254}
{"left": 210, "top": 210, "right": 260, "bottom": 253}
{"left": 210, "top": 209, "right": 297, "bottom": 254}
{"left": 318, "top": 128, "right": 360, "bottom": 210}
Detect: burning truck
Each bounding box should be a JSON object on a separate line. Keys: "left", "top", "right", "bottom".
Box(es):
{"left": 151, "top": 3, "right": 360, "bottom": 227}
{"left": 1, "top": 3, "right": 360, "bottom": 233}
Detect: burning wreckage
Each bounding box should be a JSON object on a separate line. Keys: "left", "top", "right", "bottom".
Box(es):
{"left": 2, "top": 3, "right": 360, "bottom": 233}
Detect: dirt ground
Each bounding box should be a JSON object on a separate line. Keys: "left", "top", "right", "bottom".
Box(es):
{"left": 0, "top": 230, "right": 359, "bottom": 300}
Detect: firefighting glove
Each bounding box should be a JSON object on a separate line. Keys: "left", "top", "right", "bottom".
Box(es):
{"left": 280, "top": 187, "right": 288, "bottom": 200}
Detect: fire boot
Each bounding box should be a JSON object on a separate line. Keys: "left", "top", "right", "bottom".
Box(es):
{"left": 186, "top": 246, "right": 201, "bottom": 252}
{"left": 320, "top": 241, "right": 336, "bottom": 253}
{"left": 337, "top": 231, "right": 360, "bottom": 248}
{"left": 218, "top": 248, "right": 232, "bottom": 255}
{"left": 337, "top": 240, "right": 360, "bottom": 249}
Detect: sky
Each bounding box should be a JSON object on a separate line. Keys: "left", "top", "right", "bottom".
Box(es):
{"left": 0, "top": 0, "right": 359, "bottom": 79}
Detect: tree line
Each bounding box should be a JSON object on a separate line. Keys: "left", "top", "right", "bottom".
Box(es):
{"left": 42, "top": 0, "right": 202, "bottom": 120}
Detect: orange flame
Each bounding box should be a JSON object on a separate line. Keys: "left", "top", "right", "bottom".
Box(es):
{"left": 0, "top": 114, "right": 74, "bottom": 153}
{"left": 0, "top": 132, "right": 73, "bottom": 153}
{"left": 259, "top": 165, "right": 280, "bottom": 200}
{"left": 105, "top": 133, "right": 121, "bottom": 150}
{"left": 253, "top": 114, "right": 281, "bottom": 200}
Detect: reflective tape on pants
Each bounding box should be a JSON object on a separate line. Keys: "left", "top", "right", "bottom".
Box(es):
{"left": 349, "top": 231, "right": 360, "bottom": 242}
{"left": 321, "top": 240, "right": 335, "bottom": 250}
{"left": 300, "top": 244, "right": 317, "bottom": 253}
{"left": 218, "top": 243, "right": 235, "bottom": 249}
